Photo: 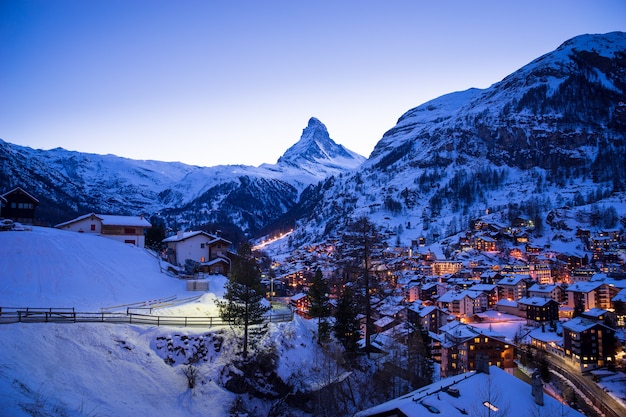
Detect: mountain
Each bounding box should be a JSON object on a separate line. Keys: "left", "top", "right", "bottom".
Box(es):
{"left": 275, "top": 117, "right": 365, "bottom": 177}
{"left": 2, "top": 32, "right": 625, "bottom": 251}
{"left": 274, "top": 32, "right": 626, "bottom": 251}
{"left": 0, "top": 118, "right": 364, "bottom": 235}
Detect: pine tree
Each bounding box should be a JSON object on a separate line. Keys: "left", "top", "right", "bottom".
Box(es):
{"left": 339, "top": 216, "right": 383, "bottom": 357}
{"left": 333, "top": 285, "right": 361, "bottom": 359}
{"left": 217, "top": 243, "right": 270, "bottom": 358}
{"left": 307, "top": 268, "right": 331, "bottom": 344}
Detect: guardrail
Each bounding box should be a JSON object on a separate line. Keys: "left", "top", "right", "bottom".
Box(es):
{"left": 0, "top": 307, "right": 294, "bottom": 327}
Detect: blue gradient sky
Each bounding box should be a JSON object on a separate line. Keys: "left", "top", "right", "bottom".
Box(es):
{"left": 1, "top": 1, "right": 625, "bottom": 167}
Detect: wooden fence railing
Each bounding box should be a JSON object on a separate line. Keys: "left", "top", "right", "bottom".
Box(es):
{"left": 0, "top": 307, "right": 293, "bottom": 327}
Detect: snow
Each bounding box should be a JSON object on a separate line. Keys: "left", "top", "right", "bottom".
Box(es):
{"left": 0, "top": 227, "right": 321, "bottom": 416}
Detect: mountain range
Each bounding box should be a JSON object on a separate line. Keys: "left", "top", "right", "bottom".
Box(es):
{"left": 1, "top": 31, "right": 625, "bottom": 250}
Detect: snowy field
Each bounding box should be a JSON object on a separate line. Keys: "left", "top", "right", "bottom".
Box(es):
{"left": 0, "top": 227, "right": 320, "bottom": 417}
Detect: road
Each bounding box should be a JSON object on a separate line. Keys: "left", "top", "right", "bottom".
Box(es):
{"left": 545, "top": 352, "right": 625, "bottom": 417}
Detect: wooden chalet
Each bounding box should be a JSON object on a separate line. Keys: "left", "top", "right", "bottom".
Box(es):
{"left": 1, "top": 187, "right": 39, "bottom": 224}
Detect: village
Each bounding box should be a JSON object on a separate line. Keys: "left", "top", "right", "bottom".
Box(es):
{"left": 2, "top": 185, "right": 626, "bottom": 414}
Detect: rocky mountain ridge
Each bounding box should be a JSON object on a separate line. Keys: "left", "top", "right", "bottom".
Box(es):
{"left": 0, "top": 117, "right": 364, "bottom": 234}
{"left": 2, "top": 32, "right": 625, "bottom": 250}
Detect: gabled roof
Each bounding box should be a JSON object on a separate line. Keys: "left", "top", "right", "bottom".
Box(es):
{"left": 562, "top": 316, "right": 611, "bottom": 333}
{"left": 518, "top": 297, "right": 556, "bottom": 307}
{"left": 567, "top": 281, "right": 603, "bottom": 293}
{"left": 497, "top": 274, "right": 527, "bottom": 286}
{"left": 162, "top": 230, "right": 232, "bottom": 245}
{"left": 1, "top": 187, "right": 39, "bottom": 203}
{"left": 55, "top": 213, "right": 151, "bottom": 228}
{"left": 527, "top": 283, "right": 559, "bottom": 293}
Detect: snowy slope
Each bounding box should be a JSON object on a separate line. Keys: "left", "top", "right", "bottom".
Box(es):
{"left": 0, "top": 227, "right": 333, "bottom": 417}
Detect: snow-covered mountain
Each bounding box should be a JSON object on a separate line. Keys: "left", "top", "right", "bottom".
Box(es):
{"left": 278, "top": 32, "right": 626, "bottom": 251}
{"left": 2, "top": 32, "right": 625, "bottom": 249}
{"left": 0, "top": 117, "right": 364, "bottom": 234}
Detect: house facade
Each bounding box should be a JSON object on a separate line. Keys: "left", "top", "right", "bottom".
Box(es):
{"left": 439, "top": 321, "right": 515, "bottom": 377}
{"left": 562, "top": 317, "right": 617, "bottom": 370}
{"left": 1, "top": 187, "right": 39, "bottom": 224}
{"left": 55, "top": 213, "right": 151, "bottom": 247}
{"left": 162, "top": 231, "right": 231, "bottom": 275}
{"left": 517, "top": 297, "right": 559, "bottom": 323}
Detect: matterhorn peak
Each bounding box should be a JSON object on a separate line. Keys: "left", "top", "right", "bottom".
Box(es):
{"left": 276, "top": 117, "right": 365, "bottom": 176}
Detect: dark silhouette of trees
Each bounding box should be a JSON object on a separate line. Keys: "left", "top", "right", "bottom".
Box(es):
{"left": 333, "top": 285, "right": 361, "bottom": 359}
{"left": 339, "top": 216, "right": 384, "bottom": 357}
{"left": 307, "top": 268, "right": 331, "bottom": 344}
{"left": 217, "top": 243, "right": 270, "bottom": 358}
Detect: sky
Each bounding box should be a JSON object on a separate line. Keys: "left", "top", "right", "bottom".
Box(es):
{"left": 1, "top": 1, "right": 625, "bottom": 167}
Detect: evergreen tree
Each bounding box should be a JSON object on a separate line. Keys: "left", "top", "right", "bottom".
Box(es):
{"left": 307, "top": 268, "right": 331, "bottom": 344}
{"left": 339, "top": 216, "right": 383, "bottom": 357}
{"left": 217, "top": 243, "right": 270, "bottom": 358}
{"left": 406, "top": 326, "right": 434, "bottom": 389}
{"left": 333, "top": 285, "right": 361, "bottom": 359}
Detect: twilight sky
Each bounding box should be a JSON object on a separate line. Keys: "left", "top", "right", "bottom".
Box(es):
{"left": 1, "top": 1, "right": 625, "bottom": 167}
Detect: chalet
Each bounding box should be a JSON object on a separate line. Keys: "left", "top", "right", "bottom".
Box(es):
{"left": 582, "top": 308, "right": 617, "bottom": 328}
{"left": 407, "top": 303, "right": 449, "bottom": 333}
{"left": 474, "top": 234, "right": 498, "bottom": 252}
{"left": 566, "top": 281, "right": 619, "bottom": 311}
{"left": 419, "top": 281, "right": 447, "bottom": 302}
{"left": 162, "top": 231, "right": 231, "bottom": 275}
{"left": 289, "top": 293, "right": 309, "bottom": 314}
{"left": 517, "top": 297, "right": 559, "bottom": 323}
{"left": 1, "top": 187, "right": 38, "bottom": 225}
{"left": 55, "top": 213, "right": 151, "bottom": 247}
{"left": 529, "top": 324, "right": 564, "bottom": 356}
{"left": 436, "top": 290, "right": 486, "bottom": 317}
{"left": 496, "top": 274, "right": 530, "bottom": 301}
{"left": 562, "top": 317, "right": 617, "bottom": 371}
{"left": 527, "top": 283, "right": 565, "bottom": 303}
{"left": 438, "top": 321, "right": 514, "bottom": 377}
{"left": 469, "top": 283, "right": 499, "bottom": 308}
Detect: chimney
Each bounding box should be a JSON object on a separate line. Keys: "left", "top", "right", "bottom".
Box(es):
{"left": 177, "top": 230, "right": 185, "bottom": 239}
{"left": 531, "top": 369, "right": 544, "bottom": 406}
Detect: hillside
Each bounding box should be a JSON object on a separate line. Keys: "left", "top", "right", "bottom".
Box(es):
{"left": 0, "top": 227, "right": 328, "bottom": 417}
{"left": 275, "top": 32, "right": 626, "bottom": 252}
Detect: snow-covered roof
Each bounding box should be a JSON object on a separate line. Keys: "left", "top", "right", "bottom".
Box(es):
{"left": 518, "top": 297, "right": 555, "bottom": 307}
{"left": 567, "top": 281, "right": 603, "bottom": 293}
{"left": 162, "top": 230, "right": 231, "bottom": 244}
{"left": 1, "top": 186, "right": 39, "bottom": 203}
{"left": 528, "top": 283, "right": 558, "bottom": 293}
{"left": 55, "top": 212, "right": 151, "bottom": 228}
{"left": 562, "top": 317, "right": 609, "bottom": 333}
{"left": 355, "top": 365, "right": 584, "bottom": 417}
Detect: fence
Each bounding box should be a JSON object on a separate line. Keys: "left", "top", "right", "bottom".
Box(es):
{"left": 0, "top": 307, "right": 293, "bottom": 327}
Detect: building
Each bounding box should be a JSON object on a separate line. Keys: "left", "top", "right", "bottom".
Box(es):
{"left": 355, "top": 365, "right": 583, "bottom": 417}
{"left": 55, "top": 213, "right": 151, "bottom": 247}
{"left": 437, "top": 321, "right": 515, "bottom": 377}
{"left": 162, "top": 231, "right": 231, "bottom": 275}
{"left": 517, "top": 297, "right": 559, "bottom": 323}
{"left": 497, "top": 274, "right": 530, "bottom": 301}
{"left": 527, "top": 283, "right": 565, "bottom": 303}
{"left": 1, "top": 187, "right": 39, "bottom": 224}
{"left": 407, "top": 303, "right": 449, "bottom": 333}
{"left": 562, "top": 317, "right": 617, "bottom": 371}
